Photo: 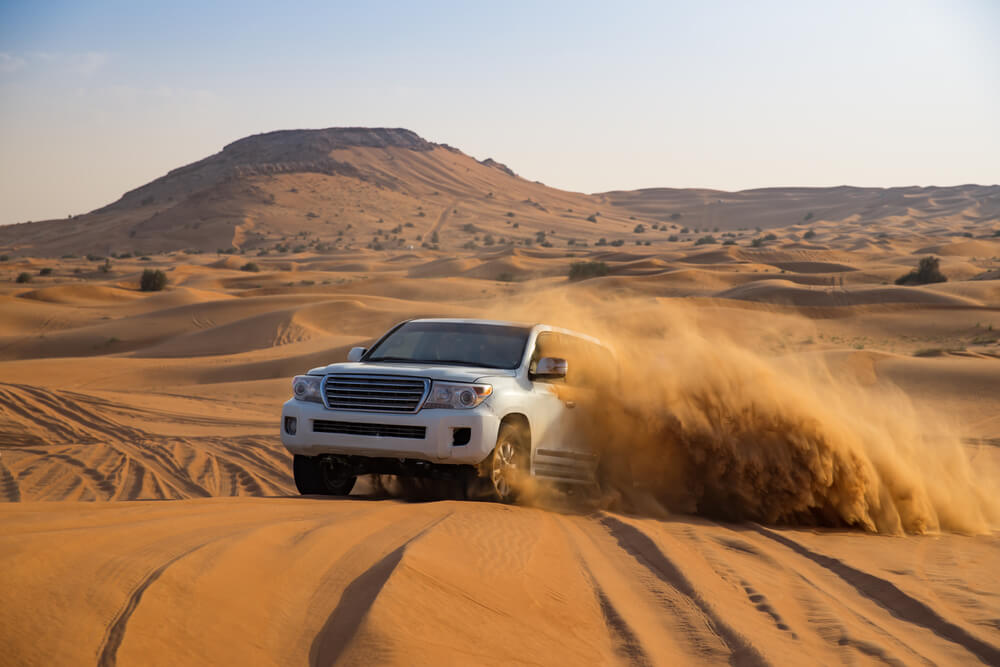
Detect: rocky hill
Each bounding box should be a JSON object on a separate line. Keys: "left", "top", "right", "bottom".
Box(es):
{"left": 1, "top": 127, "right": 997, "bottom": 257}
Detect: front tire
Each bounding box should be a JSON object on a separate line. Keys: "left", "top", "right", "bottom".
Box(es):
{"left": 485, "top": 423, "right": 528, "bottom": 503}
{"left": 293, "top": 455, "right": 357, "bottom": 496}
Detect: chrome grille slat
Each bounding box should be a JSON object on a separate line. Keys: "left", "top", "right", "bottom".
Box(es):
{"left": 323, "top": 374, "right": 429, "bottom": 413}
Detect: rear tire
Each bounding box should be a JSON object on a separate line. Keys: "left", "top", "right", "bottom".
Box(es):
{"left": 484, "top": 423, "right": 528, "bottom": 503}
{"left": 293, "top": 455, "right": 356, "bottom": 496}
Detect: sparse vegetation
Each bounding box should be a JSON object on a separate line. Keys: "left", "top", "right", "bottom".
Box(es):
{"left": 16, "top": 272, "right": 32, "bottom": 283}
{"left": 38, "top": 267, "right": 53, "bottom": 275}
{"left": 804, "top": 211, "right": 814, "bottom": 221}
{"left": 140, "top": 269, "right": 168, "bottom": 291}
{"left": 586, "top": 214, "right": 598, "bottom": 223}
{"left": 568, "top": 261, "right": 610, "bottom": 281}
{"left": 240, "top": 262, "right": 260, "bottom": 272}
{"left": 0, "top": 255, "right": 8, "bottom": 262}
{"left": 633, "top": 224, "right": 645, "bottom": 233}
{"left": 895, "top": 256, "right": 947, "bottom": 286}
{"left": 803, "top": 230, "right": 816, "bottom": 239}
{"left": 695, "top": 235, "right": 717, "bottom": 245}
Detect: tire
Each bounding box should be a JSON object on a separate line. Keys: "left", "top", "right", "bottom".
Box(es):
{"left": 485, "top": 423, "right": 528, "bottom": 503}
{"left": 293, "top": 455, "right": 357, "bottom": 496}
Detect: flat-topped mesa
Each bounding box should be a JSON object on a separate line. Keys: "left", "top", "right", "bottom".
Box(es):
{"left": 221, "top": 127, "right": 436, "bottom": 163}
{"left": 105, "top": 127, "right": 438, "bottom": 212}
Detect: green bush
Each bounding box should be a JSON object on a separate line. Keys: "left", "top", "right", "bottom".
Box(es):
{"left": 38, "top": 267, "right": 53, "bottom": 276}
{"left": 695, "top": 235, "right": 717, "bottom": 245}
{"left": 895, "top": 256, "right": 947, "bottom": 286}
{"left": 16, "top": 272, "right": 32, "bottom": 283}
{"left": 803, "top": 230, "right": 816, "bottom": 239}
{"left": 568, "top": 261, "right": 610, "bottom": 281}
{"left": 140, "top": 269, "right": 168, "bottom": 291}
{"left": 240, "top": 262, "right": 260, "bottom": 272}
{"left": 633, "top": 224, "right": 646, "bottom": 233}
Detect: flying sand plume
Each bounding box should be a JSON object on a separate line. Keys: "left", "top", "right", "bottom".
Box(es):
{"left": 504, "top": 293, "right": 999, "bottom": 534}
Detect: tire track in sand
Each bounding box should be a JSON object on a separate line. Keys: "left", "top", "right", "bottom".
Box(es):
{"left": 752, "top": 526, "right": 1000, "bottom": 666}
{"left": 598, "top": 515, "right": 769, "bottom": 667}
{"left": 96, "top": 541, "right": 212, "bottom": 667}
{"left": 308, "top": 509, "right": 453, "bottom": 666}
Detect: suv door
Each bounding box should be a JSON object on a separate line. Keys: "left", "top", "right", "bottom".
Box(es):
{"left": 527, "top": 332, "right": 609, "bottom": 483}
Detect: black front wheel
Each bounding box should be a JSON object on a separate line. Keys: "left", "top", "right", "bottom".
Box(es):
{"left": 484, "top": 423, "right": 528, "bottom": 503}
{"left": 293, "top": 455, "right": 357, "bottom": 496}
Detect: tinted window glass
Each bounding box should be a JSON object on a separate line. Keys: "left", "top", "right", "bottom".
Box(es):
{"left": 366, "top": 322, "right": 530, "bottom": 369}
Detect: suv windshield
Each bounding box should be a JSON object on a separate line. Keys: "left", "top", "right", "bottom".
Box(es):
{"left": 365, "top": 322, "right": 530, "bottom": 369}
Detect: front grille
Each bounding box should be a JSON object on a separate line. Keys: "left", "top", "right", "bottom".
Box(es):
{"left": 323, "top": 374, "right": 429, "bottom": 413}
{"left": 312, "top": 420, "right": 426, "bottom": 439}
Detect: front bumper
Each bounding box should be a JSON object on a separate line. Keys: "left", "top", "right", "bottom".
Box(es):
{"left": 280, "top": 398, "right": 501, "bottom": 465}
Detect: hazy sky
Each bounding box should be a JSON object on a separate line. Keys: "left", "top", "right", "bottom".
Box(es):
{"left": 1, "top": 0, "right": 998, "bottom": 225}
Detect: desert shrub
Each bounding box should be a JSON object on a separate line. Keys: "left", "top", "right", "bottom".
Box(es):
{"left": 586, "top": 214, "right": 598, "bottom": 223}
{"left": 240, "top": 262, "right": 260, "bottom": 272}
{"left": 496, "top": 272, "right": 516, "bottom": 282}
{"left": 680, "top": 227, "right": 690, "bottom": 234}
{"left": 750, "top": 237, "right": 765, "bottom": 248}
{"left": 140, "top": 269, "right": 168, "bottom": 291}
{"left": 723, "top": 239, "right": 736, "bottom": 245}
{"left": 634, "top": 224, "right": 646, "bottom": 233}
{"left": 568, "top": 261, "right": 609, "bottom": 281}
{"left": 609, "top": 239, "right": 625, "bottom": 247}
{"left": 596, "top": 238, "right": 608, "bottom": 246}
{"left": 540, "top": 241, "right": 553, "bottom": 247}
{"left": 15, "top": 272, "right": 32, "bottom": 283}
{"left": 895, "top": 256, "right": 947, "bottom": 286}
{"left": 462, "top": 241, "right": 476, "bottom": 249}
{"left": 506, "top": 212, "right": 515, "bottom": 218}
{"left": 763, "top": 233, "right": 778, "bottom": 241}
{"left": 462, "top": 223, "right": 477, "bottom": 233}
{"left": 484, "top": 234, "right": 495, "bottom": 246}
{"left": 0, "top": 255, "right": 8, "bottom": 262}
{"left": 695, "top": 235, "right": 717, "bottom": 245}
{"left": 38, "top": 267, "right": 53, "bottom": 275}
{"left": 804, "top": 211, "right": 814, "bottom": 221}
{"left": 669, "top": 213, "right": 682, "bottom": 220}
{"left": 668, "top": 235, "right": 679, "bottom": 242}
{"left": 100, "top": 259, "right": 112, "bottom": 273}
{"left": 803, "top": 230, "right": 816, "bottom": 239}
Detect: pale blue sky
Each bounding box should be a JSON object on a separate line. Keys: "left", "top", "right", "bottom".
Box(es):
{"left": 1, "top": 0, "right": 997, "bottom": 225}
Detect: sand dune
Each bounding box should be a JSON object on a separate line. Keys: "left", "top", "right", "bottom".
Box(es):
{"left": 1, "top": 128, "right": 999, "bottom": 665}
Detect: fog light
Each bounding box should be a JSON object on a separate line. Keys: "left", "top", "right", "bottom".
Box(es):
{"left": 452, "top": 427, "right": 471, "bottom": 447}
{"left": 284, "top": 416, "right": 297, "bottom": 435}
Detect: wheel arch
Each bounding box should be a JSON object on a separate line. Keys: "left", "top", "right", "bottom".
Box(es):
{"left": 498, "top": 412, "right": 531, "bottom": 447}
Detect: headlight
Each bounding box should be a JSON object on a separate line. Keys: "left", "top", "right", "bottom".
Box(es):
{"left": 292, "top": 375, "right": 323, "bottom": 403}
{"left": 423, "top": 381, "right": 492, "bottom": 409}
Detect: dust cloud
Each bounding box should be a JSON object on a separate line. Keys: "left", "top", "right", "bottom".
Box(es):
{"left": 499, "top": 292, "right": 999, "bottom": 534}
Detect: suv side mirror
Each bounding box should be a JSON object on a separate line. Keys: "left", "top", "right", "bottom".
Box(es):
{"left": 347, "top": 347, "right": 367, "bottom": 362}
{"left": 533, "top": 357, "right": 567, "bottom": 379}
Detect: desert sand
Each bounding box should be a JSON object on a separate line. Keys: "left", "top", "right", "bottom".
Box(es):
{"left": 2, "top": 128, "right": 999, "bottom": 665}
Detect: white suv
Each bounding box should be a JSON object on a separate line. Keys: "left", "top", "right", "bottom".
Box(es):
{"left": 280, "top": 318, "right": 613, "bottom": 502}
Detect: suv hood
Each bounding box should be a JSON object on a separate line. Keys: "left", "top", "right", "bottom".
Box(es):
{"left": 309, "top": 362, "right": 517, "bottom": 383}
